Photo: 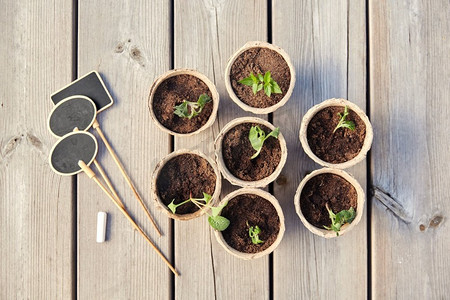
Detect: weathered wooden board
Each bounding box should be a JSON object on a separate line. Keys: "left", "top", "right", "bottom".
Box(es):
{"left": 370, "top": 0, "right": 450, "bottom": 298}
{"left": 173, "top": 0, "right": 269, "bottom": 299}
{"left": 272, "top": 0, "right": 368, "bottom": 299}
{"left": 77, "top": 1, "right": 172, "bottom": 298}
{"left": 0, "top": 1, "right": 74, "bottom": 298}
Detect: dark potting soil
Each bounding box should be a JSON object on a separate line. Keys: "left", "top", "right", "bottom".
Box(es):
{"left": 221, "top": 194, "right": 280, "bottom": 253}
{"left": 230, "top": 47, "right": 291, "bottom": 108}
{"left": 222, "top": 123, "right": 282, "bottom": 181}
{"left": 152, "top": 74, "right": 213, "bottom": 134}
{"left": 156, "top": 154, "right": 216, "bottom": 215}
{"left": 307, "top": 106, "right": 366, "bottom": 163}
{"left": 300, "top": 173, "right": 357, "bottom": 228}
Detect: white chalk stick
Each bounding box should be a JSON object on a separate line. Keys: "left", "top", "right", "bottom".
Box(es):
{"left": 96, "top": 211, "right": 107, "bottom": 243}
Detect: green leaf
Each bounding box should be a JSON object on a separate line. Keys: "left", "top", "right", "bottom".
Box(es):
{"left": 211, "top": 201, "right": 228, "bottom": 217}
{"left": 197, "top": 94, "right": 211, "bottom": 106}
{"left": 249, "top": 126, "right": 265, "bottom": 151}
{"left": 249, "top": 126, "right": 280, "bottom": 159}
{"left": 271, "top": 80, "right": 282, "bottom": 94}
{"left": 239, "top": 77, "right": 254, "bottom": 86}
{"left": 238, "top": 71, "right": 281, "bottom": 98}
{"left": 173, "top": 94, "right": 211, "bottom": 119}
{"left": 202, "top": 192, "right": 212, "bottom": 204}
{"left": 208, "top": 215, "right": 230, "bottom": 231}
{"left": 263, "top": 71, "right": 271, "bottom": 84}
{"left": 264, "top": 127, "right": 279, "bottom": 140}
{"left": 252, "top": 83, "right": 258, "bottom": 94}
{"left": 257, "top": 73, "right": 264, "bottom": 82}
{"left": 324, "top": 204, "right": 356, "bottom": 236}
{"left": 173, "top": 101, "right": 189, "bottom": 118}
{"left": 167, "top": 199, "right": 178, "bottom": 214}
{"left": 248, "top": 224, "right": 264, "bottom": 244}
{"left": 333, "top": 105, "right": 356, "bottom": 133}
{"left": 257, "top": 83, "right": 263, "bottom": 92}
{"left": 264, "top": 84, "right": 272, "bottom": 97}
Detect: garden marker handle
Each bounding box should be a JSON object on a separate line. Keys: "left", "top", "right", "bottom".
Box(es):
{"left": 78, "top": 160, "right": 179, "bottom": 276}
{"left": 92, "top": 119, "right": 162, "bottom": 237}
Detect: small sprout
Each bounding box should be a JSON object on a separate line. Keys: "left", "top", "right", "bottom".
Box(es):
{"left": 323, "top": 204, "right": 356, "bottom": 236}
{"left": 247, "top": 221, "right": 264, "bottom": 244}
{"left": 173, "top": 93, "right": 211, "bottom": 119}
{"left": 168, "top": 192, "right": 230, "bottom": 231}
{"left": 333, "top": 105, "right": 356, "bottom": 133}
{"left": 249, "top": 125, "right": 280, "bottom": 159}
{"left": 239, "top": 71, "right": 282, "bottom": 97}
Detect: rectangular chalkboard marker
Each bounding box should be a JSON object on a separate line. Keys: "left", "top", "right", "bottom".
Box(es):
{"left": 51, "top": 71, "right": 114, "bottom": 113}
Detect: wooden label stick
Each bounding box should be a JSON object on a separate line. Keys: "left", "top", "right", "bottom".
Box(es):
{"left": 92, "top": 119, "right": 162, "bottom": 236}
{"left": 78, "top": 160, "right": 179, "bottom": 276}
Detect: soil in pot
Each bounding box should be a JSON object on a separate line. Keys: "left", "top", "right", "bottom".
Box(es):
{"left": 300, "top": 173, "right": 357, "bottom": 228}
{"left": 222, "top": 123, "right": 281, "bottom": 181}
{"left": 156, "top": 153, "right": 216, "bottom": 215}
{"left": 230, "top": 48, "right": 291, "bottom": 108}
{"left": 307, "top": 106, "right": 366, "bottom": 163}
{"left": 221, "top": 194, "right": 280, "bottom": 253}
{"left": 152, "top": 74, "right": 213, "bottom": 134}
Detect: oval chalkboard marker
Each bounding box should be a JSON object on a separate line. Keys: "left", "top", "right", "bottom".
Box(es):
{"left": 48, "top": 95, "right": 97, "bottom": 137}
{"left": 50, "top": 71, "right": 114, "bottom": 113}
{"left": 49, "top": 131, "right": 98, "bottom": 176}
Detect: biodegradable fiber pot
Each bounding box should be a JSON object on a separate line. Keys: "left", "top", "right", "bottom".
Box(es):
{"left": 214, "top": 117, "right": 287, "bottom": 188}
{"left": 214, "top": 188, "right": 285, "bottom": 259}
{"left": 299, "top": 98, "right": 373, "bottom": 169}
{"left": 294, "top": 168, "right": 365, "bottom": 238}
{"left": 151, "top": 149, "right": 222, "bottom": 221}
{"left": 225, "top": 41, "right": 296, "bottom": 114}
{"left": 148, "top": 69, "right": 219, "bottom": 136}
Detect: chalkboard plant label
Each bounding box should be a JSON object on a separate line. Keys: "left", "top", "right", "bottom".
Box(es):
{"left": 214, "top": 117, "right": 287, "bottom": 188}
{"left": 51, "top": 71, "right": 114, "bottom": 113}
{"left": 294, "top": 168, "right": 365, "bottom": 238}
{"left": 148, "top": 69, "right": 219, "bottom": 136}
{"left": 214, "top": 188, "right": 285, "bottom": 260}
{"left": 225, "top": 41, "right": 296, "bottom": 114}
{"left": 151, "top": 149, "right": 222, "bottom": 221}
{"left": 300, "top": 98, "right": 374, "bottom": 169}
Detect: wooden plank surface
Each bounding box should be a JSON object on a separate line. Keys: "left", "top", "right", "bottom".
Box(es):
{"left": 272, "top": 0, "right": 368, "bottom": 299}
{"left": 370, "top": 0, "right": 450, "bottom": 299}
{"left": 77, "top": 1, "right": 171, "bottom": 298}
{"left": 173, "top": 0, "right": 269, "bottom": 299}
{"left": 0, "top": 1, "right": 74, "bottom": 299}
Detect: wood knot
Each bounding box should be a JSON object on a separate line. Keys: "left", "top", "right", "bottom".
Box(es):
{"left": 419, "top": 224, "right": 426, "bottom": 231}
{"left": 276, "top": 174, "right": 287, "bottom": 185}
{"left": 26, "top": 132, "right": 42, "bottom": 150}
{"left": 429, "top": 215, "right": 443, "bottom": 228}
{"left": 130, "top": 46, "right": 142, "bottom": 59}
{"left": 114, "top": 42, "right": 125, "bottom": 53}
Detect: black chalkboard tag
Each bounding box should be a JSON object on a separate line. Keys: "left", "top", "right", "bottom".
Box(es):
{"left": 49, "top": 131, "right": 98, "bottom": 176}
{"left": 51, "top": 71, "right": 113, "bottom": 113}
{"left": 48, "top": 95, "right": 97, "bottom": 137}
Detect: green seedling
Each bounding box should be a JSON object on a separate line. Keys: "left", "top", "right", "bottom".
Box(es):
{"left": 333, "top": 105, "right": 356, "bottom": 133}
{"left": 247, "top": 222, "right": 264, "bottom": 244}
{"left": 323, "top": 203, "right": 356, "bottom": 236}
{"left": 174, "top": 93, "right": 211, "bottom": 119}
{"left": 168, "top": 192, "right": 230, "bottom": 231}
{"left": 238, "top": 71, "right": 282, "bottom": 97}
{"left": 249, "top": 125, "right": 280, "bottom": 159}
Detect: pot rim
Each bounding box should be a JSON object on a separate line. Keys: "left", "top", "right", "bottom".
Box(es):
{"left": 214, "top": 117, "right": 288, "bottom": 188}
{"left": 299, "top": 98, "right": 373, "bottom": 169}
{"left": 293, "top": 167, "right": 365, "bottom": 238}
{"left": 224, "top": 41, "right": 296, "bottom": 114}
{"left": 214, "top": 188, "right": 285, "bottom": 259}
{"left": 148, "top": 69, "right": 219, "bottom": 137}
{"left": 151, "top": 149, "right": 222, "bottom": 220}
